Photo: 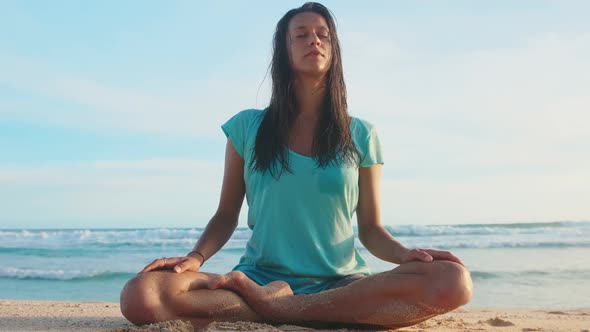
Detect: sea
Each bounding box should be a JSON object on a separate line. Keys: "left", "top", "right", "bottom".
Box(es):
{"left": 1, "top": 221, "right": 589, "bottom": 309}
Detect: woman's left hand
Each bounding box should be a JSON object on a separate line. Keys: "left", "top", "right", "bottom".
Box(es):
{"left": 399, "top": 248, "right": 465, "bottom": 267}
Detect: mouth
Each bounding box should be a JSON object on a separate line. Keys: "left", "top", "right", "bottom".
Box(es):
{"left": 306, "top": 51, "right": 323, "bottom": 57}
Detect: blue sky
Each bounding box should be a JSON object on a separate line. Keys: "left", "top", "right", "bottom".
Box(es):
{"left": 1, "top": 1, "right": 589, "bottom": 228}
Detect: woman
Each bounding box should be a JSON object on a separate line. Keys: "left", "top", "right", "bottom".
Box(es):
{"left": 120, "top": 2, "right": 473, "bottom": 329}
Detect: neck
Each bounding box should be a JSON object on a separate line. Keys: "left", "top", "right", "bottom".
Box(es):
{"left": 293, "top": 75, "right": 327, "bottom": 120}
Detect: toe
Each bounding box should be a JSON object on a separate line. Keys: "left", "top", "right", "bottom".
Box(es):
{"left": 266, "top": 280, "right": 293, "bottom": 296}
{"left": 226, "top": 271, "right": 248, "bottom": 286}
{"left": 207, "top": 275, "right": 225, "bottom": 289}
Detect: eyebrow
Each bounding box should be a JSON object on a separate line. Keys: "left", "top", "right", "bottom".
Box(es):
{"left": 293, "top": 26, "right": 329, "bottom": 31}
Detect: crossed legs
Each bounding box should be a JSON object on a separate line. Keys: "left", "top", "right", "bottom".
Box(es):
{"left": 120, "top": 260, "right": 473, "bottom": 329}
{"left": 120, "top": 271, "right": 263, "bottom": 327}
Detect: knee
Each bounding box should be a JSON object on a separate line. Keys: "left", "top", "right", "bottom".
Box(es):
{"left": 120, "top": 273, "right": 163, "bottom": 325}
{"left": 428, "top": 261, "right": 473, "bottom": 311}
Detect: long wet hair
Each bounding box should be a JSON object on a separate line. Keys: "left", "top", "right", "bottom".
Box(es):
{"left": 249, "top": 2, "right": 358, "bottom": 179}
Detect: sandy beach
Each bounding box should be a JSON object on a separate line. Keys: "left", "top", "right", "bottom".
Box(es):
{"left": 0, "top": 300, "right": 588, "bottom": 332}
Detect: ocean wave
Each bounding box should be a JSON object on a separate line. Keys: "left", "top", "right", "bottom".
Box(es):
{"left": 2, "top": 237, "right": 590, "bottom": 253}
{"left": 2, "top": 266, "right": 589, "bottom": 283}
{"left": 0, "top": 228, "right": 252, "bottom": 248}
{"left": 471, "top": 269, "right": 590, "bottom": 280}
{"left": 0, "top": 247, "right": 96, "bottom": 257}
{"left": 384, "top": 221, "right": 590, "bottom": 237}
{"left": 0, "top": 267, "right": 134, "bottom": 281}
{"left": 395, "top": 238, "right": 590, "bottom": 249}
{"left": 1, "top": 222, "right": 589, "bottom": 251}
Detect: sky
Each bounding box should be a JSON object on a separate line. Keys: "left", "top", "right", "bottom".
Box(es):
{"left": 1, "top": 0, "right": 589, "bottom": 229}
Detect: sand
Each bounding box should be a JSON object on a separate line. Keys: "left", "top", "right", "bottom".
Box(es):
{"left": 0, "top": 300, "right": 588, "bottom": 332}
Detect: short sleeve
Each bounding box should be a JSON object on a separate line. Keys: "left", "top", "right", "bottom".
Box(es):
{"left": 360, "top": 128, "right": 384, "bottom": 167}
{"left": 221, "top": 111, "right": 248, "bottom": 158}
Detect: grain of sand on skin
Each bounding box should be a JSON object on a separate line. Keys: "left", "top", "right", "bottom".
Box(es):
{"left": 1, "top": 300, "right": 590, "bottom": 332}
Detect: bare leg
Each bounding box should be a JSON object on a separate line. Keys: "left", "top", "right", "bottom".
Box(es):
{"left": 209, "top": 260, "right": 473, "bottom": 328}
{"left": 120, "top": 270, "right": 263, "bottom": 328}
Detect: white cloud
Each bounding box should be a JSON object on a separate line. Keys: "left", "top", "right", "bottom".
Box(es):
{"left": 342, "top": 32, "right": 590, "bottom": 178}
{"left": 0, "top": 55, "right": 271, "bottom": 138}
{"left": 342, "top": 31, "right": 590, "bottom": 224}
{"left": 1, "top": 157, "right": 587, "bottom": 228}
{"left": 1, "top": 28, "right": 588, "bottom": 227}
{"left": 0, "top": 160, "right": 251, "bottom": 228}
{"left": 383, "top": 171, "right": 590, "bottom": 225}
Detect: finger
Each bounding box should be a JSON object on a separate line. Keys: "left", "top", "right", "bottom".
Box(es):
{"left": 453, "top": 256, "right": 466, "bottom": 266}
{"left": 424, "top": 250, "right": 465, "bottom": 266}
{"left": 161, "top": 257, "right": 184, "bottom": 269}
{"left": 173, "top": 260, "right": 187, "bottom": 273}
{"left": 140, "top": 259, "right": 160, "bottom": 273}
{"left": 140, "top": 257, "right": 182, "bottom": 273}
{"left": 410, "top": 249, "right": 433, "bottom": 262}
{"left": 174, "top": 258, "right": 200, "bottom": 273}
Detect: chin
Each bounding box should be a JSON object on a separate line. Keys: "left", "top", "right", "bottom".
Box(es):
{"left": 297, "top": 65, "right": 329, "bottom": 77}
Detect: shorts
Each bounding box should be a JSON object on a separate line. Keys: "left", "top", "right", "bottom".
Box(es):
{"left": 321, "top": 273, "right": 366, "bottom": 291}
{"left": 235, "top": 265, "right": 368, "bottom": 294}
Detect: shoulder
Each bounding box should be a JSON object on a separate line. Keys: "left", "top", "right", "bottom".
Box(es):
{"left": 350, "top": 115, "right": 385, "bottom": 166}
{"left": 221, "top": 109, "right": 267, "bottom": 158}
{"left": 222, "top": 108, "right": 266, "bottom": 134}
{"left": 229, "top": 108, "right": 266, "bottom": 122}
{"left": 350, "top": 116, "right": 378, "bottom": 140}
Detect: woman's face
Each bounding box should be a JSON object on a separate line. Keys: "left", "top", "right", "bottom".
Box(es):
{"left": 287, "top": 12, "right": 332, "bottom": 77}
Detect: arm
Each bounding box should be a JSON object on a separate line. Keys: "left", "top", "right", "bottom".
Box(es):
{"left": 141, "top": 138, "right": 246, "bottom": 273}
{"left": 189, "top": 137, "right": 246, "bottom": 260}
{"left": 356, "top": 164, "right": 465, "bottom": 266}
{"left": 356, "top": 164, "right": 408, "bottom": 264}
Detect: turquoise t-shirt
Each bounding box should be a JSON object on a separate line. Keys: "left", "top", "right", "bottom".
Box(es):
{"left": 221, "top": 108, "right": 384, "bottom": 294}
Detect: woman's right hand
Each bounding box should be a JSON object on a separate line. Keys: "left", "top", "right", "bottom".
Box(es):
{"left": 139, "top": 256, "right": 203, "bottom": 274}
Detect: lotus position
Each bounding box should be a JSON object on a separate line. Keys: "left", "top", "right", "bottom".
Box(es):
{"left": 120, "top": 2, "right": 473, "bottom": 329}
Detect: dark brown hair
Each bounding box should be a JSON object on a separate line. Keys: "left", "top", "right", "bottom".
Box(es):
{"left": 249, "top": 2, "right": 358, "bottom": 179}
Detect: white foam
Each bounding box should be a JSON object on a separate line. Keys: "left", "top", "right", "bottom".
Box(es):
{"left": 1, "top": 222, "right": 589, "bottom": 249}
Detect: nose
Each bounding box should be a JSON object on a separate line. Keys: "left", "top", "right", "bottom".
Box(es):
{"left": 308, "top": 33, "right": 321, "bottom": 47}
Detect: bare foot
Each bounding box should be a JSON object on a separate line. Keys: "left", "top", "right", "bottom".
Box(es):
{"left": 208, "top": 271, "right": 294, "bottom": 321}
